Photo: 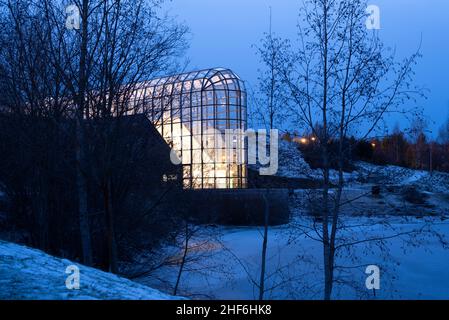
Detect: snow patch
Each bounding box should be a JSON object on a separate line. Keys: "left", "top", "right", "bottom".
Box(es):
{"left": 0, "top": 241, "right": 184, "bottom": 300}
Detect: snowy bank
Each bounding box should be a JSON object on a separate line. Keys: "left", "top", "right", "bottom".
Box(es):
{"left": 0, "top": 241, "right": 183, "bottom": 300}
{"left": 355, "top": 162, "right": 449, "bottom": 193}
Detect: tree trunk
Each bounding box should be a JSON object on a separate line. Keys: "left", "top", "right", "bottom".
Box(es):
{"left": 104, "top": 179, "right": 118, "bottom": 273}
{"left": 321, "top": 0, "right": 332, "bottom": 301}
{"left": 76, "top": 118, "right": 92, "bottom": 266}
{"left": 76, "top": 0, "right": 92, "bottom": 266}
{"left": 323, "top": 242, "right": 333, "bottom": 300}
{"left": 174, "top": 221, "right": 189, "bottom": 296}
{"left": 259, "top": 190, "right": 270, "bottom": 300}
{"left": 322, "top": 160, "right": 333, "bottom": 301}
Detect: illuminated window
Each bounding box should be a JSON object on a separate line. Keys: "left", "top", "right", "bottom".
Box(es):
{"left": 133, "top": 68, "right": 247, "bottom": 189}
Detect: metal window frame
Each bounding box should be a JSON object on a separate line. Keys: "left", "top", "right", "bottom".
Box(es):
{"left": 133, "top": 68, "right": 248, "bottom": 190}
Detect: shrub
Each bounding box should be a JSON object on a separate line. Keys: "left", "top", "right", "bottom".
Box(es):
{"left": 401, "top": 186, "right": 429, "bottom": 205}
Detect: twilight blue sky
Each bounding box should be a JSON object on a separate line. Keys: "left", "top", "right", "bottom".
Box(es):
{"left": 163, "top": 0, "right": 449, "bottom": 136}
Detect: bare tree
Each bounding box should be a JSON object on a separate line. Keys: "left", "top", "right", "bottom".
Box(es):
{"left": 0, "top": 0, "right": 77, "bottom": 252}
{"left": 0, "top": 0, "right": 187, "bottom": 271}
{"left": 251, "top": 9, "right": 291, "bottom": 300}
{"left": 252, "top": 10, "right": 289, "bottom": 131}
{"left": 42, "top": 0, "right": 187, "bottom": 271}
{"left": 275, "top": 0, "right": 423, "bottom": 299}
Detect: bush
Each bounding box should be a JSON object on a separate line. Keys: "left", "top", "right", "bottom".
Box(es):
{"left": 401, "top": 186, "right": 429, "bottom": 205}
{"left": 298, "top": 138, "right": 356, "bottom": 172}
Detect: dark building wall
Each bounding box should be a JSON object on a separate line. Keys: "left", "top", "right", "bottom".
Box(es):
{"left": 248, "top": 168, "right": 324, "bottom": 189}
{"left": 85, "top": 114, "right": 182, "bottom": 193}
{"left": 0, "top": 113, "right": 182, "bottom": 265}
{"left": 183, "top": 189, "right": 290, "bottom": 226}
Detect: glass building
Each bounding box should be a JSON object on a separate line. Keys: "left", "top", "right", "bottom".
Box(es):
{"left": 129, "top": 68, "right": 248, "bottom": 190}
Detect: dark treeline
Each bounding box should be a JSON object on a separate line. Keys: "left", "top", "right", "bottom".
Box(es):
{"left": 0, "top": 0, "right": 189, "bottom": 273}
{"left": 284, "top": 122, "right": 449, "bottom": 173}
{"left": 365, "top": 132, "right": 449, "bottom": 173}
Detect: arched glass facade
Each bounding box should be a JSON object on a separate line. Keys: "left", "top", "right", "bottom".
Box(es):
{"left": 129, "top": 68, "right": 248, "bottom": 189}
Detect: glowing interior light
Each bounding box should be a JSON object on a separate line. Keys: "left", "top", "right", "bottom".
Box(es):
{"left": 138, "top": 68, "right": 247, "bottom": 189}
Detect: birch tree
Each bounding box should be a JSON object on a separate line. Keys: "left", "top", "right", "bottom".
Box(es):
{"left": 277, "top": 0, "right": 423, "bottom": 299}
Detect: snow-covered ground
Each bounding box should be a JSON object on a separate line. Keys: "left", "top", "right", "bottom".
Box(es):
{"left": 275, "top": 140, "right": 359, "bottom": 183}
{"left": 354, "top": 161, "right": 449, "bottom": 193}
{"left": 0, "top": 241, "right": 183, "bottom": 300}
{"left": 3, "top": 141, "right": 449, "bottom": 300}
{"left": 136, "top": 141, "right": 449, "bottom": 300}
{"left": 276, "top": 140, "right": 449, "bottom": 193}
{"left": 275, "top": 140, "right": 315, "bottom": 179}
